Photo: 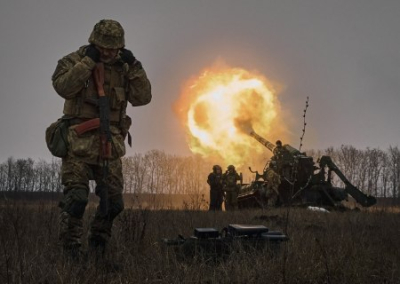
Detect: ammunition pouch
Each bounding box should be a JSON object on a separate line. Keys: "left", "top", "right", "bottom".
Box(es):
{"left": 45, "top": 116, "right": 71, "bottom": 158}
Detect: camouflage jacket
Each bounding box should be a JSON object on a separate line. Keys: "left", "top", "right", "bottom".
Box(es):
{"left": 264, "top": 168, "right": 281, "bottom": 190}
{"left": 223, "top": 171, "right": 241, "bottom": 190}
{"left": 52, "top": 45, "right": 152, "bottom": 163}
{"left": 271, "top": 146, "right": 294, "bottom": 172}
{"left": 207, "top": 172, "right": 223, "bottom": 191}
{"left": 52, "top": 45, "right": 152, "bottom": 122}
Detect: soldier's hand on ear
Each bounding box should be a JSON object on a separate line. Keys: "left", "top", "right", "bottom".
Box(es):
{"left": 120, "top": 48, "right": 136, "bottom": 65}
{"left": 85, "top": 45, "right": 100, "bottom": 62}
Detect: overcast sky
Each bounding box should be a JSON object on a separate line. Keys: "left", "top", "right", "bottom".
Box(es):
{"left": 0, "top": 0, "right": 399, "bottom": 162}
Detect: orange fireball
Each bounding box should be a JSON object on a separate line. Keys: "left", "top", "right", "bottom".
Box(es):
{"left": 174, "top": 63, "right": 285, "bottom": 167}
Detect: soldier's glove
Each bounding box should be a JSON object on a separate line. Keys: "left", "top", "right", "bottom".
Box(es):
{"left": 85, "top": 45, "right": 100, "bottom": 62}
{"left": 120, "top": 48, "right": 136, "bottom": 65}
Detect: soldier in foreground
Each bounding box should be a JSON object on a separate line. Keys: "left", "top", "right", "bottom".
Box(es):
{"left": 223, "top": 165, "right": 242, "bottom": 211}
{"left": 207, "top": 165, "right": 224, "bottom": 211}
{"left": 52, "top": 19, "right": 152, "bottom": 258}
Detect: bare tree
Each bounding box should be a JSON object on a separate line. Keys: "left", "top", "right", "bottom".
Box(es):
{"left": 388, "top": 146, "right": 400, "bottom": 200}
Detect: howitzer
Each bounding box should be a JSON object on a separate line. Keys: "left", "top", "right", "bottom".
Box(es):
{"left": 250, "top": 131, "right": 302, "bottom": 160}
{"left": 162, "top": 224, "right": 288, "bottom": 261}
{"left": 238, "top": 130, "right": 377, "bottom": 209}
{"left": 249, "top": 131, "right": 276, "bottom": 152}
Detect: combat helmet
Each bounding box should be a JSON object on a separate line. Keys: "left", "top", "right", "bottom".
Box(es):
{"left": 89, "top": 19, "right": 125, "bottom": 49}
{"left": 212, "top": 165, "right": 222, "bottom": 171}
{"left": 227, "top": 165, "right": 235, "bottom": 171}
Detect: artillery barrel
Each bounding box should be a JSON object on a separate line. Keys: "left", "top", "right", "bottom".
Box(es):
{"left": 249, "top": 131, "right": 275, "bottom": 152}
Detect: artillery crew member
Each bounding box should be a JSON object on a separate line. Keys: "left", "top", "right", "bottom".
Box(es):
{"left": 52, "top": 19, "right": 152, "bottom": 258}
{"left": 207, "top": 165, "right": 224, "bottom": 211}
{"left": 271, "top": 140, "right": 294, "bottom": 180}
{"left": 263, "top": 167, "right": 281, "bottom": 206}
{"left": 222, "top": 165, "right": 242, "bottom": 211}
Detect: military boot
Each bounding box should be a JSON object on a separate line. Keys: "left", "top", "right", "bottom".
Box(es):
{"left": 62, "top": 243, "right": 83, "bottom": 262}
{"left": 88, "top": 235, "right": 107, "bottom": 260}
{"left": 88, "top": 236, "right": 123, "bottom": 272}
{"left": 59, "top": 211, "right": 85, "bottom": 262}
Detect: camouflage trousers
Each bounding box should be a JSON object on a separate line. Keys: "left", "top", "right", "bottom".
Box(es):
{"left": 59, "top": 156, "right": 124, "bottom": 249}
{"left": 224, "top": 187, "right": 239, "bottom": 211}
{"left": 264, "top": 168, "right": 281, "bottom": 207}
{"left": 209, "top": 189, "right": 224, "bottom": 211}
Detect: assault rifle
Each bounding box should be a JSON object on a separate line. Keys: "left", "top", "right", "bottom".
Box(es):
{"left": 93, "top": 63, "right": 112, "bottom": 217}
{"left": 71, "top": 63, "right": 111, "bottom": 217}
{"left": 93, "top": 63, "right": 112, "bottom": 161}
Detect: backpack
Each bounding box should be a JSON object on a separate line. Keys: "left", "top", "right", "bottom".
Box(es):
{"left": 45, "top": 117, "right": 70, "bottom": 158}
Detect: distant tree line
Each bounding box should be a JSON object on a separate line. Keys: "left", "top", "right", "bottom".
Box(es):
{"left": 0, "top": 146, "right": 399, "bottom": 199}
{"left": 0, "top": 158, "right": 62, "bottom": 193}
{"left": 0, "top": 150, "right": 210, "bottom": 196}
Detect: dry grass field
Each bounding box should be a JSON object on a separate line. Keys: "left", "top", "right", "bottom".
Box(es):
{"left": 0, "top": 199, "right": 399, "bottom": 284}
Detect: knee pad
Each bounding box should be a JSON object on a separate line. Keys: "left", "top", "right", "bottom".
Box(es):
{"left": 108, "top": 196, "right": 124, "bottom": 220}
{"left": 64, "top": 188, "right": 88, "bottom": 219}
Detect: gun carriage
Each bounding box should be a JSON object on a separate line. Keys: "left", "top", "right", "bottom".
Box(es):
{"left": 237, "top": 131, "right": 377, "bottom": 210}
